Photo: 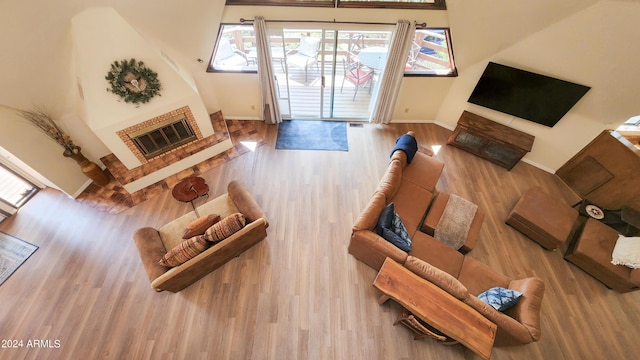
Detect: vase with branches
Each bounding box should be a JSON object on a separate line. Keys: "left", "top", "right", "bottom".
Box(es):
{"left": 18, "top": 108, "right": 110, "bottom": 186}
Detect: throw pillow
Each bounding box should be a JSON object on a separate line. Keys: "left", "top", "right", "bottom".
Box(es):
{"left": 390, "top": 133, "right": 418, "bottom": 163}
{"left": 182, "top": 214, "right": 221, "bottom": 239}
{"left": 204, "top": 213, "right": 246, "bottom": 243}
{"left": 376, "top": 203, "right": 412, "bottom": 252}
{"left": 158, "top": 235, "right": 209, "bottom": 267}
{"left": 611, "top": 235, "right": 640, "bottom": 269}
{"left": 478, "top": 287, "right": 523, "bottom": 312}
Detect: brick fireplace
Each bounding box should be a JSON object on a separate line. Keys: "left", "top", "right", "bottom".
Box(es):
{"left": 72, "top": 8, "right": 233, "bottom": 193}
{"left": 117, "top": 106, "right": 202, "bottom": 163}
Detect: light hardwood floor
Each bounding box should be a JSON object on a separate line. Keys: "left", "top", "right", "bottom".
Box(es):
{"left": 1, "top": 121, "right": 639, "bottom": 360}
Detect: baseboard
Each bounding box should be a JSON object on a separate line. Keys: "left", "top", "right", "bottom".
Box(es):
{"left": 521, "top": 158, "right": 555, "bottom": 174}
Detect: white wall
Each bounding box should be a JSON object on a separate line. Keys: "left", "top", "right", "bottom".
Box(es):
{"left": 437, "top": 0, "right": 640, "bottom": 170}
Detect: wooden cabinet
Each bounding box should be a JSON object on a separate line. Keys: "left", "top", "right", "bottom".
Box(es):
{"left": 556, "top": 130, "right": 640, "bottom": 209}
{"left": 447, "top": 111, "right": 535, "bottom": 170}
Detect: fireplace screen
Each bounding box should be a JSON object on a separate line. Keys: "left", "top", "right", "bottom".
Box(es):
{"left": 129, "top": 115, "right": 196, "bottom": 160}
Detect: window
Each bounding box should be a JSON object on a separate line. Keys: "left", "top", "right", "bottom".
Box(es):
{"left": 338, "top": 0, "right": 445, "bottom": 10}
{"left": 226, "top": 0, "right": 333, "bottom": 7}
{"left": 207, "top": 24, "right": 257, "bottom": 73}
{"left": 404, "top": 28, "right": 457, "bottom": 77}
{"left": 225, "top": 0, "right": 446, "bottom": 9}
{"left": 208, "top": 25, "right": 457, "bottom": 77}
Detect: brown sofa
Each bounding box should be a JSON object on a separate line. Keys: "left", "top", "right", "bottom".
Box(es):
{"left": 404, "top": 253, "right": 545, "bottom": 346}
{"left": 565, "top": 218, "right": 640, "bottom": 293}
{"left": 349, "top": 144, "right": 445, "bottom": 271}
{"left": 350, "top": 135, "right": 545, "bottom": 346}
{"left": 134, "top": 180, "right": 268, "bottom": 293}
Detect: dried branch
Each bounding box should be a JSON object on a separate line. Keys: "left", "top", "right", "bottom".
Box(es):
{"left": 18, "top": 107, "right": 76, "bottom": 152}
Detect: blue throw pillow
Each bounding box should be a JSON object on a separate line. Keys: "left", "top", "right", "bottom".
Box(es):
{"left": 478, "top": 287, "right": 523, "bottom": 312}
{"left": 376, "top": 203, "right": 412, "bottom": 252}
{"left": 390, "top": 134, "right": 418, "bottom": 163}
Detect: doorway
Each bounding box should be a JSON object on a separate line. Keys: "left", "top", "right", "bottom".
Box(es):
{"left": 272, "top": 27, "right": 392, "bottom": 120}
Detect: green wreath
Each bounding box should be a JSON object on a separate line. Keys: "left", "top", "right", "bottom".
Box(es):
{"left": 105, "top": 58, "right": 161, "bottom": 104}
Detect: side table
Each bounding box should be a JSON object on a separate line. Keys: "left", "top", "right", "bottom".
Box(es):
{"left": 373, "top": 258, "right": 496, "bottom": 360}
{"left": 172, "top": 177, "right": 209, "bottom": 216}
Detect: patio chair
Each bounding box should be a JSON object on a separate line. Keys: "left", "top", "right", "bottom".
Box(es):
{"left": 348, "top": 34, "right": 366, "bottom": 63}
{"left": 406, "top": 41, "right": 422, "bottom": 70}
{"left": 340, "top": 56, "right": 374, "bottom": 101}
{"left": 286, "top": 34, "right": 320, "bottom": 82}
{"left": 213, "top": 38, "right": 247, "bottom": 69}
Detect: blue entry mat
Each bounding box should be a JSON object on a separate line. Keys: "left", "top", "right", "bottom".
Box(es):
{"left": 275, "top": 120, "right": 348, "bottom": 151}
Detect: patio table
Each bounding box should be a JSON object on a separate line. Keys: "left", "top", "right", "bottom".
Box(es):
{"left": 357, "top": 47, "right": 388, "bottom": 70}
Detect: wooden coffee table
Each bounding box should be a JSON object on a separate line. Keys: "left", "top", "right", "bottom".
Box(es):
{"left": 373, "top": 258, "right": 496, "bottom": 360}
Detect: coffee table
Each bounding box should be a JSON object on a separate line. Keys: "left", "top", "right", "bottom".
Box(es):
{"left": 172, "top": 177, "right": 209, "bottom": 216}
{"left": 373, "top": 258, "right": 496, "bottom": 360}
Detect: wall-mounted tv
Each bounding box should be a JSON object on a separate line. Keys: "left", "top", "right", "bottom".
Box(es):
{"left": 467, "top": 62, "right": 590, "bottom": 127}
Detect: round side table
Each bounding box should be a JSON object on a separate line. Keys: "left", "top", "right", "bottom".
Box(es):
{"left": 172, "top": 177, "right": 209, "bottom": 216}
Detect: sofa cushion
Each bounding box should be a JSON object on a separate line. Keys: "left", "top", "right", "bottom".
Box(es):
{"left": 401, "top": 151, "right": 444, "bottom": 193}
{"left": 458, "top": 256, "right": 511, "bottom": 296}
{"left": 409, "top": 231, "right": 464, "bottom": 278}
{"left": 611, "top": 235, "right": 640, "bottom": 269}
{"left": 158, "top": 211, "right": 200, "bottom": 251}
{"left": 391, "top": 179, "right": 434, "bottom": 236}
{"left": 158, "top": 235, "right": 210, "bottom": 267}
{"left": 182, "top": 214, "right": 221, "bottom": 239}
{"left": 478, "top": 287, "right": 523, "bottom": 312}
{"left": 377, "top": 203, "right": 411, "bottom": 252}
{"left": 204, "top": 213, "right": 246, "bottom": 243}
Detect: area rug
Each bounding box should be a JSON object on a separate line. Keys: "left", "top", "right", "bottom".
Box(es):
{"left": 0, "top": 231, "right": 38, "bottom": 286}
{"left": 276, "top": 120, "right": 348, "bottom": 151}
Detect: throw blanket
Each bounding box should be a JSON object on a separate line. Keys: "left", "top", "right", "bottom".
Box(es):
{"left": 390, "top": 134, "right": 418, "bottom": 163}
{"left": 434, "top": 194, "right": 478, "bottom": 250}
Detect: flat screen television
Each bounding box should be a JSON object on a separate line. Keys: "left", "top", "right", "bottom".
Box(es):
{"left": 467, "top": 62, "right": 590, "bottom": 127}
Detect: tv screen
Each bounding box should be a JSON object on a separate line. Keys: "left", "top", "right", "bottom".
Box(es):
{"left": 468, "top": 62, "right": 590, "bottom": 127}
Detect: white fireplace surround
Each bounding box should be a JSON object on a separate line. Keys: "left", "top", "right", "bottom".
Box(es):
{"left": 71, "top": 7, "right": 231, "bottom": 193}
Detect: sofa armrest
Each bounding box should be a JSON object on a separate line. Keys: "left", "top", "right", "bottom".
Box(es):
{"left": 352, "top": 191, "right": 386, "bottom": 232}
{"left": 228, "top": 180, "right": 268, "bottom": 228}
{"left": 464, "top": 295, "right": 535, "bottom": 346}
{"left": 504, "top": 277, "right": 545, "bottom": 342}
{"left": 133, "top": 227, "right": 169, "bottom": 285}
{"left": 348, "top": 230, "right": 408, "bottom": 271}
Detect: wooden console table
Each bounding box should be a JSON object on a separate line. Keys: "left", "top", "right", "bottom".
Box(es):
{"left": 447, "top": 111, "right": 535, "bottom": 170}
{"left": 373, "top": 258, "right": 496, "bottom": 360}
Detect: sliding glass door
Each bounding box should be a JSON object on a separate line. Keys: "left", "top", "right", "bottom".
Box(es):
{"left": 271, "top": 27, "right": 392, "bottom": 120}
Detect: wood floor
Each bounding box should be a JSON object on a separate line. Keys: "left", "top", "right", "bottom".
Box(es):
{"left": 1, "top": 121, "right": 639, "bottom": 360}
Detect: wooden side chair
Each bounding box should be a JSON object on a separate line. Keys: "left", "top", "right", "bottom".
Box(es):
{"left": 394, "top": 307, "right": 458, "bottom": 344}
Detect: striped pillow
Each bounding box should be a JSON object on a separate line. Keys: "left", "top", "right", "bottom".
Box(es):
{"left": 158, "top": 235, "right": 209, "bottom": 267}
{"left": 204, "top": 213, "right": 246, "bottom": 243}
